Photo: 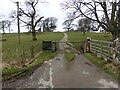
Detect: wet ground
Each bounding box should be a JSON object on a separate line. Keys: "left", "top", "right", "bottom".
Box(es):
{"left": 2, "top": 33, "right": 118, "bottom": 88}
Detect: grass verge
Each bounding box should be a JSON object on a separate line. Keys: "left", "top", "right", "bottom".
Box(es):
{"left": 37, "top": 51, "right": 57, "bottom": 61}
{"left": 84, "top": 53, "right": 119, "bottom": 79}
{"left": 65, "top": 52, "right": 75, "bottom": 62}
{"left": 64, "top": 47, "right": 71, "bottom": 50}
{"left": 2, "top": 51, "right": 57, "bottom": 82}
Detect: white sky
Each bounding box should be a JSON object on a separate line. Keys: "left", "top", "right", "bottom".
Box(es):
{"left": 0, "top": 0, "right": 67, "bottom": 33}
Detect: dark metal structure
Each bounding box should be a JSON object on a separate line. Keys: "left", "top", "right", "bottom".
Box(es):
{"left": 42, "top": 41, "right": 57, "bottom": 52}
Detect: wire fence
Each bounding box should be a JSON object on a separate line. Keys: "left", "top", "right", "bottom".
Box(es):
{"left": 2, "top": 43, "right": 42, "bottom": 64}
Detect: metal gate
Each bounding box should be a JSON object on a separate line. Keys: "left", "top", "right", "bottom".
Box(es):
{"left": 42, "top": 41, "right": 57, "bottom": 52}
{"left": 116, "top": 39, "right": 120, "bottom": 64}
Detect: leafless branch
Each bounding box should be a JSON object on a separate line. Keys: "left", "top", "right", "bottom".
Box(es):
{"left": 35, "top": 16, "right": 44, "bottom": 27}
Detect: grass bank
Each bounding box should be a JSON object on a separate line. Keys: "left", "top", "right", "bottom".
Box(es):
{"left": 84, "top": 53, "right": 119, "bottom": 79}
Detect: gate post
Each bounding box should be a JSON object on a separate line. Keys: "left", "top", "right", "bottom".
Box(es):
{"left": 86, "top": 37, "right": 91, "bottom": 53}
{"left": 113, "top": 38, "right": 120, "bottom": 65}
{"left": 30, "top": 45, "right": 34, "bottom": 58}
{"left": 52, "top": 41, "right": 57, "bottom": 52}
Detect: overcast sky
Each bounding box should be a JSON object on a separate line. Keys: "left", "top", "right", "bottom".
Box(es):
{"left": 0, "top": 0, "right": 67, "bottom": 33}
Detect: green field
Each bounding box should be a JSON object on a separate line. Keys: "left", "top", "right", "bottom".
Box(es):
{"left": 2, "top": 32, "right": 64, "bottom": 80}
{"left": 2, "top": 32, "right": 112, "bottom": 64}
{"left": 67, "top": 32, "right": 112, "bottom": 44}
{"left": 2, "top": 32, "right": 64, "bottom": 63}
{"left": 67, "top": 32, "right": 112, "bottom": 51}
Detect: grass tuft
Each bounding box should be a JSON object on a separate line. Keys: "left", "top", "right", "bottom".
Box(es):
{"left": 84, "top": 53, "right": 119, "bottom": 79}
{"left": 65, "top": 52, "right": 75, "bottom": 62}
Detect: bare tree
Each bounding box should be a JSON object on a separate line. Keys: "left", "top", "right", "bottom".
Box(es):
{"left": 43, "top": 18, "right": 50, "bottom": 32}
{"left": 0, "top": 20, "right": 12, "bottom": 34}
{"left": 61, "top": 0, "right": 120, "bottom": 40}
{"left": 19, "top": 0, "right": 44, "bottom": 40}
{"left": 42, "top": 17, "right": 57, "bottom": 32}
{"left": 62, "top": 19, "right": 74, "bottom": 32}
{"left": 49, "top": 17, "right": 57, "bottom": 31}
{"left": 0, "top": 21, "right": 6, "bottom": 34}
{"left": 78, "top": 18, "right": 91, "bottom": 35}
{"left": 77, "top": 18, "right": 92, "bottom": 35}
{"left": 7, "top": 21, "right": 12, "bottom": 33}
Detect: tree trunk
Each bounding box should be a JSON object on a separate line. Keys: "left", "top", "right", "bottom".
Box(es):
{"left": 83, "top": 31, "right": 86, "bottom": 35}
{"left": 2, "top": 28, "right": 5, "bottom": 34}
{"left": 31, "top": 17, "right": 37, "bottom": 41}
{"left": 38, "top": 28, "right": 41, "bottom": 32}
{"left": 111, "top": 31, "right": 118, "bottom": 40}
{"left": 32, "top": 32, "right": 37, "bottom": 41}
{"left": 9, "top": 27, "right": 11, "bottom": 33}
{"left": 32, "top": 26, "right": 37, "bottom": 41}
{"left": 82, "top": 28, "right": 85, "bottom": 35}
{"left": 68, "top": 28, "right": 70, "bottom": 32}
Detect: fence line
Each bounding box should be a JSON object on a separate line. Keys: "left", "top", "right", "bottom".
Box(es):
{"left": 91, "top": 39, "right": 113, "bottom": 61}
{"left": 2, "top": 47, "right": 30, "bottom": 64}
{"left": 2, "top": 42, "right": 41, "bottom": 64}
{"left": 30, "top": 43, "right": 41, "bottom": 58}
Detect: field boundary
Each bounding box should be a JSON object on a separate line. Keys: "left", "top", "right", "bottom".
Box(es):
{"left": 85, "top": 37, "right": 120, "bottom": 65}
{"left": 30, "top": 43, "right": 41, "bottom": 58}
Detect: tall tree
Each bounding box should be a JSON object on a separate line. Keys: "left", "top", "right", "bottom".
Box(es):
{"left": 49, "top": 17, "right": 57, "bottom": 31}
{"left": 61, "top": 0, "right": 120, "bottom": 40}
{"left": 0, "top": 20, "right": 12, "bottom": 34}
{"left": 62, "top": 19, "right": 74, "bottom": 32}
{"left": 19, "top": 0, "right": 44, "bottom": 40}
{"left": 42, "top": 17, "right": 57, "bottom": 32}
{"left": 77, "top": 18, "right": 92, "bottom": 35}
{"left": 43, "top": 18, "right": 50, "bottom": 32}
{"left": 7, "top": 21, "right": 12, "bottom": 33}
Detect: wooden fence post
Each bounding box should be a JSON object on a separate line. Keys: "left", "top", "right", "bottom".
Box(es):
{"left": 52, "top": 41, "right": 57, "bottom": 52}
{"left": 86, "top": 37, "right": 91, "bottom": 53}
{"left": 30, "top": 45, "right": 34, "bottom": 58}
{"left": 22, "top": 46, "right": 25, "bottom": 58}
{"left": 108, "top": 42, "right": 111, "bottom": 61}
{"left": 101, "top": 42, "right": 103, "bottom": 59}
{"left": 16, "top": 47, "right": 19, "bottom": 60}
{"left": 113, "top": 38, "right": 120, "bottom": 65}
{"left": 95, "top": 42, "right": 97, "bottom": 56}
{"left": 116, "top": 38, "right": 120, "bottom": 64}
